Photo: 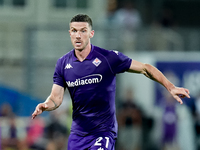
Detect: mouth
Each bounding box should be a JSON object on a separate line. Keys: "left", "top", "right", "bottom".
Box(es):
{"left": 75, "top": 41, "right": 82, "bottom": 46}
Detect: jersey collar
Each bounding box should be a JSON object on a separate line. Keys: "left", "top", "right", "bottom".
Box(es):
{"left": 72, "top": 44, "right": 94, "bottom": 62}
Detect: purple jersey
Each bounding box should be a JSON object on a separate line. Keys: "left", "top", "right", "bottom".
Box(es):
{"left": 53, "top": 45, "right": 132, "bottom": 138}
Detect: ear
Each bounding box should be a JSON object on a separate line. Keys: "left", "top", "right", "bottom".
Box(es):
{"left": 69, "top": 30, "right": 71, "bottom": 37}
{"left": 89, "top": 30, "right": 94, "bottom": 38}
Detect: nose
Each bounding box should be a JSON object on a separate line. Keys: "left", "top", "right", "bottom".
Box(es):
{"left": 76, "top": 31, "right": 81, "bottom": 38}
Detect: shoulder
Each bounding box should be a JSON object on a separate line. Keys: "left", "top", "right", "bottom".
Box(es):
{"left": 93, "top": 45, "right": 129, "bottom": 62}
{"left": 57, "top": 49, "right": 74, "bottom": 64}
{"left": 93, "top": 45, "right": 119, "bottom": 58}
{"left": 59, "top": 49, "right": 74, "bottom": 61}
{"left": 55, "top": 49, "right": 74, "bottom": 68}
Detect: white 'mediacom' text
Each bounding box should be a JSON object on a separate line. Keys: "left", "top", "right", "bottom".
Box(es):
{"left": 66, "top": 74, "right": 102, "bottom": 87}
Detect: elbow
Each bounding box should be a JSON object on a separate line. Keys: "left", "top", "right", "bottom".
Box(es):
{"left": 143, "top": 63, "right": 154, "bottom": 79}
{"left": 141, "top": 63, "right": 149, "bottom": 74}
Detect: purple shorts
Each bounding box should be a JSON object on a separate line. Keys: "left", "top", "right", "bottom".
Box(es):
{"left": 68, "top": 132, "right": 116, "bottom": 150}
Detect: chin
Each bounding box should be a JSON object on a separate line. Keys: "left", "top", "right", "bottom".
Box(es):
{"left": 75, "top": 47, "right": 84, "bottom": 51}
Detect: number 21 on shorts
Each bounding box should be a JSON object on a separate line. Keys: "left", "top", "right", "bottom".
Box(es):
{"left": 94, "top": 137, "right": 109, "bottom": 148}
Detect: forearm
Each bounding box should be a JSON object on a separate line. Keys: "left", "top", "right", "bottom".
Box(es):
{"left": 128, "top": 60, "right": 176, "bottom": 92}
{"left": 143, "top": 64, "right": 175, "bottom": 92}
{"left": 44, "top": 95, "right": 61, "bottom": 111}
{"left": 128, "top": 60, "right": 190, "bottom": 104}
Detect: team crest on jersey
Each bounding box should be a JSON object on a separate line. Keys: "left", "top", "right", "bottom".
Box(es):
{"left": 92, "top": 58, "right": 101, "bottom": 67}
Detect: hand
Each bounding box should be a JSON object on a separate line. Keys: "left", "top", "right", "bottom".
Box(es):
{"left": 170, "top": 87, "right": 190, "bottom": 104}
{"left": 32, "top": 103, "right": 48, "bottom": 119}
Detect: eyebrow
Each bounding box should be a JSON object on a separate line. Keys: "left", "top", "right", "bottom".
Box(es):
{"left": 70, "top": 27, "right": 88, "bottom": 30}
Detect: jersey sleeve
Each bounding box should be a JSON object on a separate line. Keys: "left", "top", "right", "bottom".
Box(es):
{"left": 108, "top": 50, "right": 132, "bottom": 74}
{"left": 53, "top": 58, "right": 67, "bottom": 89}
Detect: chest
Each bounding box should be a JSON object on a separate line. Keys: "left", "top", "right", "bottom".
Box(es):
{"left": 63, "top": 58, "right": 113, "bottom": 84}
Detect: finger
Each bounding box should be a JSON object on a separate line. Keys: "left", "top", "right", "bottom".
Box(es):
{"left": 32, "top": 115, "right": 36, "bottom": 119}
{"left": 174, "top": 95, "right": 183, "bottom": 104}
{"left": 183, "top": 92, "right": 190, "bottom": 98}
{"left": 44, "top": 103, "right": 48, "bottom": 109}
{"left": 185, "top": 88, "right": 190, "bottom": 94}
{"left": 180, "top": 95, "right": 186, "bottom": 98}
{"left": 184, "top": 89, "right": 190, "bottom": 98}
{"left": 32, "top": 108, "right": 41, "bottom": 119}
{"left": 32, "top": 103, "right": 47, "bottom": 119}
{"left": 178, "top": 88, "right": 190, "bottom": 99}
{"left": 32, "top": 112, "right": 37, "bottom": 119}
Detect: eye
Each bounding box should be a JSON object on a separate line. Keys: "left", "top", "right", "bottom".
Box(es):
{"left": 72, "top": 29, "right": 77, "bottom": 32}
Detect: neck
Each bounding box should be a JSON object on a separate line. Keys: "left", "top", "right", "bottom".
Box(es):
{"left": 75, "top": 43, "right": 91, "bottom": 62}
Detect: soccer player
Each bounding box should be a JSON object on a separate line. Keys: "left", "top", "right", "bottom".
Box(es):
{"left": 32, "top": 14, "right": 190, "bottom": 150}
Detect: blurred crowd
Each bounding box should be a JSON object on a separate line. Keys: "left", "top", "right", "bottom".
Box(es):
{"left": 106, "top": 0, "right": 185, "bottom": 52}
{"left": 0, "top": 93, "right": 72, "bottom": 150}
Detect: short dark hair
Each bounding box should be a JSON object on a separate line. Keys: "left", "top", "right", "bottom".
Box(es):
{"left": 70, "top": 14, "right": 93, "bottom": 27}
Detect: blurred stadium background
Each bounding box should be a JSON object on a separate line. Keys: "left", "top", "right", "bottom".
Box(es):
{"left": 0, "top": 0, "right": 200, "bottom": 150}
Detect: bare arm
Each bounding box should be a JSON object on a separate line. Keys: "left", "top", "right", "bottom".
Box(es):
{"left": 32, "top": 84, "right": 65, "bottom": 119}
{"left": 127, "top": 60, "right": 190, "bottom": 104}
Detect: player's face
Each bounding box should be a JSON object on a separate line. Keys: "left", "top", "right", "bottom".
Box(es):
{"left": 69, "top": 22, "right": 94, "bottom": 51}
